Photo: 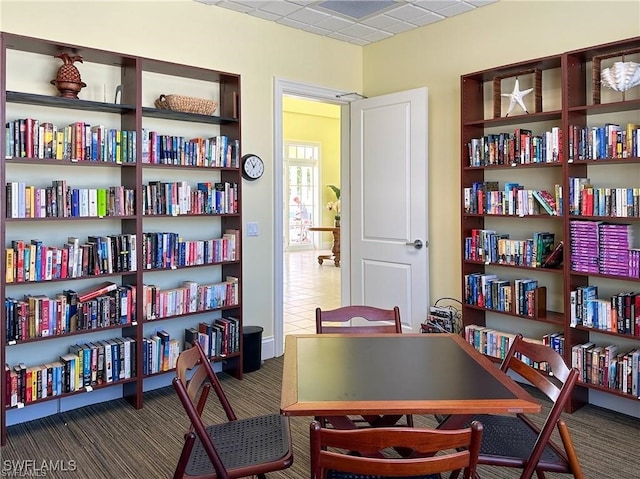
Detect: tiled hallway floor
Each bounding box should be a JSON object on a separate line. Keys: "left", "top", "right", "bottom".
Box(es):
{"left": 283, "top": 249, "right": 341, "bottom": 335}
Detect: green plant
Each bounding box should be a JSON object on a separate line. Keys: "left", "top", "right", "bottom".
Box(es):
{"left": 326, "top": 185, "right": 341, "bottom": 220}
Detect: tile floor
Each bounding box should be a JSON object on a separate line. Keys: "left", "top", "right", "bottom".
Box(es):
{"left": 283, "top": 249, "right": 341, "bottom": 335}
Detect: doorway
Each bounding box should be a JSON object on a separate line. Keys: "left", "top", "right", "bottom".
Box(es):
{"left": 274, "top": 80, "right": 351, "bottom": 357}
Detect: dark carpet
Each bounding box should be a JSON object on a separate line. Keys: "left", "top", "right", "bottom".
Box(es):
{"left": 2, "top": 355, "right": 639, "bottom": 478}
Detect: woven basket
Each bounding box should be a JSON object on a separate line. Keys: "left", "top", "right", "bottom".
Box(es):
{"left": 154, "top": 94, "right": 218, "bottom": 115}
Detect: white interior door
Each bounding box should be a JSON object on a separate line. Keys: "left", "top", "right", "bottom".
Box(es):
{"left": 350, "top": 88, "right": 429, "bottom": 331}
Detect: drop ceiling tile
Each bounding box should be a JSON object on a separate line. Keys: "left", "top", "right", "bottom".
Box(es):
{"left": 215, "top": 0, "right": 254, "bottom": 13}
{"left": 438, "top": 2, "right": 475, "bottom": 17}
{"left": 413, "top": 0, "right": 461, "bottom": 12}
{"left": 410, "top": 11, "right": 445, "bottom": 26}
{"left": 249, "top": 9, "right": 282, "bottom": 21}
{"left": 327, "top": 31, "right": 358, "bottom": 42}
{"left": 314, "top": 15, "right": 355, "bottom": 31}
{"left": 349, "top": 37, "right": 371, "bottom": 46}
{"left": 361, "top": 13, "right": 405, "bottom": 29}
{"left": 338, "top": 22, "right": 379, "bottom": 37}
{"left": 287, "top": 6, "right": 332, "bottom": 23}
{"left": 302, "top": 24, "right": 334, "bottom": 35}
{"left": 200, "top": 0, "right": 497, "bottom": 45}
{"left": 384, "top": 21, "right": 419, "bottom": 34}
{"left": 288, "top": 0, "right": 323, "bottom": 5}
{"left": 260, "top": 1, "right": 304, "bottom": 16}
{"left": 316, "top": 0, "right": 396, "bottom": 20}
{"left": 223, "top": 0, "right": 263, "bottom": 8}
{"left": 364, "top": 30, "right": 394, "bottom": 42}
{"left": 276, "top": 17, "right": 309, "bottom": 28}
{"left": 467, "top": 0, "right": 498, "bottom": 6}
{"left": 384, "top": 3, "right": 431, "bottom": 21}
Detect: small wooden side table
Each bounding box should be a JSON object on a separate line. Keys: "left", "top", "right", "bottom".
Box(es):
{"left": 308, "top": 226, "right": 340, "bottom": 267}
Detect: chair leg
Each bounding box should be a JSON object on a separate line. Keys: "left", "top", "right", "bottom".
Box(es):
{"left": 534, "top": 471, "right": 546, "bottom": 479}
{"left": 173, "top": 433, "right": 196, "bottom": 479}
{"left": 558, "top": 420, "right": 585, "bottom": 479}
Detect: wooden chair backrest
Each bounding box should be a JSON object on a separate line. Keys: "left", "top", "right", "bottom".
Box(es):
{"left": 310, "top": 420, "right": 483, "bottom": 479}
{"left": 174, "top": 341, "right": 236, "bottom": 422}
{"left": 499, "top": 333, "right": 580, "bottom": 475}
{"left": 316, "top": 305, "right": 402, "bottom": 334}
{"left": 501, "top": 334, "right": 575, "bottom": 404}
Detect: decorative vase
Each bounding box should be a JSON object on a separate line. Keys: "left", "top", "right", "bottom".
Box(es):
{"left": 50, "top": 53, "right": 86, "bottom": 99}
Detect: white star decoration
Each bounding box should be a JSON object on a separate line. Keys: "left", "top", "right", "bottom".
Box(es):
{"left": 501, "top": 77, "right": 534, "bottom": 116}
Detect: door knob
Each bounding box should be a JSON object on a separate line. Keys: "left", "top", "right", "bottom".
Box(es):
{"left": 405, "top": 239, "right": 425, "bottom": 249}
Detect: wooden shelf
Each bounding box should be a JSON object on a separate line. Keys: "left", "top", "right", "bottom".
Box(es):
{"left": 0, "top": 32, "right": 244, "bottom": 446}
{"left": 460, "top": 36, "right": 640, "bottom": 414}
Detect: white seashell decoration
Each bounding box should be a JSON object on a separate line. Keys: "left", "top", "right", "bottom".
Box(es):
{"left": 600, "top": 61, "right": 640, "bottom": 92}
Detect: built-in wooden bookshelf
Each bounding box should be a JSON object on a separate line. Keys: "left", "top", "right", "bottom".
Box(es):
{"left": 460, "top": 36, "right": 640, "bottom": 414}
{"left": 0, "top": 32, "right": 243, "bottom": 446}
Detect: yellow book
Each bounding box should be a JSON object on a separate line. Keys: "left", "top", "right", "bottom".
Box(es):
{"left": 5, "top": 248, "right": 14, "bottom": 283}
{"left": 116, "top": 130, "right": 122, "bottom": 164}
{"left": 56, "top": 131, "right": 64, "bottom": 160}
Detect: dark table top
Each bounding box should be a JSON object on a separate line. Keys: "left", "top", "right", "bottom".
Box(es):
{"left": 281, "top": 333, "right": 540, "bottom": 417}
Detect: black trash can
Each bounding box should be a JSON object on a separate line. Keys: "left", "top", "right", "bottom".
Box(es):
{"left": 242, "top": 326, "right": 264, "bottom": 373}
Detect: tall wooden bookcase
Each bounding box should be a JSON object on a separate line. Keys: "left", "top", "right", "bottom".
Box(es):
{"left": 0, "top": 32, "right": 243, "bottom": 445}
{"left": 460, "top": 36, "right": 640, "bottom": 413}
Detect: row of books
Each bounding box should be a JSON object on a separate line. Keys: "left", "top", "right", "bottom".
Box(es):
{"left": 142, "top": 180, "right": 238, "bottom": 216}
{"left": 569, "top": 177, "right": 639, "bottom": 218}
{"left": 142, "top": 330, "right": 180, "bottom": 376}
{"left": 4, "top": 283, "right": 136, "bottom": 343}
{"left": 4, "top": 275, "right": 241, "bottom": 342}
{"left": 6, "top": 182, "right": 135, "bottom": 219}
{"left": 6, "top": 228, "right": 240, "bottom": 284}
{"left": 5, "top": 118, "right": 243, "bottom": 168}
{"left": 142, "top": 132, "right": 239, "bottom": 168}
{"left": 464, "top": 182, "right": 562, "bottom": 216}
{"left": 463, "top": 325, "right": 555, "bottom": 372}
{"left": 467, "top": 127, "right": 563, "bottom": 166}
{"left": 567, "top": 123, "right": 639, "bottom": 161}
{"left": 465, "top": 229, "right": 560, "bottom": 268}
{"left": 570, "top": 221, "right": 640, "bottom": 279}
{"left": 6, "top": 234, "right": 137, "bottom": 284}
{"left": 141, "top": 230, "right": 239, "bottom": 270}
{"left": 571, "top": 342, "right": 639, "bottom": 396}
{"left": 184, "top": 316, "right": 241, "bottom": 359}
{"left": 142, "top": 277, "right": 238, "bottom": 321}
{"left": 464, "top": 273, "right": 544, "bottom": 317}
{"left": 4, "top": 336, "right": 136, "bottom": 407}
{"left": 570, "top": 286, "right": 640, "bottom": 336}
{"left": 5, "top": 119, "right": 137, "bottom": 163}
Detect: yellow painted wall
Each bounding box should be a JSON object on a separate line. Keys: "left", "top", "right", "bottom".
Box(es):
{"left": 363, "top": 0, "right": 640, "bottom": 304}
{"left": 283, "top": 97, "right": 341, "bottom": 233}
{"left": 1, "top": 0, "right": 639, "bottom": 343}
{"left": 0, "top": 0, "right": 362, "bottom": 339}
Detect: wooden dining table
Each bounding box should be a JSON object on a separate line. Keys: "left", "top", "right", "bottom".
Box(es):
{"left": 307, "top": 226, "right": 340, "bottom": 266}
{"left": 280, "top": 333, "right": 540, "bottom": 428}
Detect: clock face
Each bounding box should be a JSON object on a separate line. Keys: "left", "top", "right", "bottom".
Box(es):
{"left": 242, "top": 154, "right": 264, "bottom": 181}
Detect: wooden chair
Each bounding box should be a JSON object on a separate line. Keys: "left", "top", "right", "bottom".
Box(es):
{"left": 310, "top": 420, "right": 483, "bottom": 479}
{"left": 315, "top": 305, "right": 412, "bottom": 429}
{"left": 172, "top": 342, "right": 293, "bottom": 479}
{"left": 316, "top": 305, "right": 402, "bottom": 334}
{"left": 444, "top": 334, "right": 584, "bottom": 479}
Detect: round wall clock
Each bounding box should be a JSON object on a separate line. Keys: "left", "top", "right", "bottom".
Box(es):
{"left": 241, "top": 154, "right": 265, "bottom": 181}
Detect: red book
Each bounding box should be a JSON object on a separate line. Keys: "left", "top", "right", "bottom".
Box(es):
{"left": 77, "top": 281, "right": 118, "bottom": 303}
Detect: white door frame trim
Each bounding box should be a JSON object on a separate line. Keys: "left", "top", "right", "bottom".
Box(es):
{"left": 273, "top": 78, "right": 350, "bottom": 357}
